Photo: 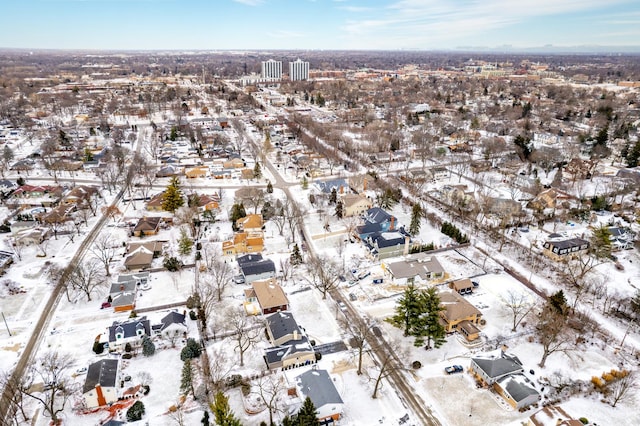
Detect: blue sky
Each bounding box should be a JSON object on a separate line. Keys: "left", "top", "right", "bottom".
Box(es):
{"left": 1, "top": 0, "right": 639, "bottom": 51}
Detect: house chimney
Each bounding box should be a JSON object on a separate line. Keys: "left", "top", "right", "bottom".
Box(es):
{"left": 120, "top": 285, "right": 124, "bottom": 291}
{"left": 95, "top": 384, "right": 107, "bottom": 407}
{"left": 500, "top": 344, "right": 508, "bottom": 356}
{"left": 390, "top": 216, "right": 395, "bottom": 231}
{"left": 293, "top": 330, "right": 299, "bottom": 340}
{"left": 403, "top": 236, "right": 411, "bottom": 256}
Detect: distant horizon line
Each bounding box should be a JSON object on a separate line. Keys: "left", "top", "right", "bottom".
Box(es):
{"left": 2, "top": 45, "right": 640, "bottom": 56}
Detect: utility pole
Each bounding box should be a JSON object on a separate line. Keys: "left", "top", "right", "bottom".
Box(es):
{"left": 1, "top": 312, "right": 10, "bottom": 336}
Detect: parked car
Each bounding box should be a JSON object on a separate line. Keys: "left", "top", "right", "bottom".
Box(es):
{"left": 471, "top": 281, "right": 480, "bottom": 288}
{"left": 445, "top": 365, "right": 464, "bottom": 374}
{"left": 337, "top": 301, "right": 347, "bottom": 312}
{"left": 349, "top": 293, "right": 357, "bottom": 301}
{"left": 101, "top": 302, "right": 111, "bottom": 309}
{"left": 232, "top": 275, "right": 245, "bottom": 285}
{"left": 76, "top": 367, "right": 88, "bottom": 375}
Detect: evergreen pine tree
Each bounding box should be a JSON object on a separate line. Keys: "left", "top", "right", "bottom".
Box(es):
{"left": 180, "top": 338, "right": 202, "bottom": 361}
{"left": 548, "top": 290, "right": 568, "bottom": 315}
{"left": 126, "top": 401, "right": 145, "bottom": 422}
{"left": 230, "top": 203, "right": 247, "bottom": 231}
{"left": 301, "top": 176, "right": 309, "bottom": 190}
{"left": 296, "top": 396, "right": 320, "bottom": 425}
{"left": 212, "top": 391, "right": 242, "bottom": 426}
{"left": 419, "top": 287, "right": 446, "bottom": 349}
{"left": 266, "top": 180, "right": 273, "bottom": 193}
{"left": 290, "top": 244, "right": 303, "bottom": 266}
{"left": 387, "top": 284, "right": 422, "bottom": 336}
{"left": 180, "top": 359, "right": 195, "bottom": 397}
{"left": 253, "top": 162, "right": 262, "bottom": 180}
{"left": 329, "top": 188, "right": 337, "bottom": 204}
{"left": 335, "top": 201, "right": 343, "bottom": 219}
{"left": 409, "top": 203, "right": 423, "bottom": 236}
{"left": 178, "top": 227, "right": 194, "bottom": 256}
{"left": 142, "top": 335, "right": 155, "bottom": 357}
{"left": 162, "top": 176, "right": 184, "bottom": 213}
{"left": 201, "top": 411, "right": 210, "bottom": 426}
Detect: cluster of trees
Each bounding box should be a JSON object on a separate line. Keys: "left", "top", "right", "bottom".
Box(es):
{"left": 388, "top": 285, "right": 446, "bottom": 349}
{"left": 440, "top": 221, "right": 469, "bottom": 244}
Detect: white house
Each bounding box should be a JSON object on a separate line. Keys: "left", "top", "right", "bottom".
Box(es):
{"left": 82, "top": 359, "right": 119, "bottom": 409}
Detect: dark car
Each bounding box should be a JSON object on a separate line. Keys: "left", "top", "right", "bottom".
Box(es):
{"left": 445, "top": 365, "right": 464, "bottom": 374}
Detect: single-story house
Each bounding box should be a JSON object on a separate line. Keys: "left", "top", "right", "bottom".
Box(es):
{"left": 470, "top": 350, "right": 524, "bottom": 387}
{"left": 449, "top": 278, "right": 474, "bottom": 295}
{"left": 123, "top": 246, "right": 154, "bottom": 271}
{"left": 244, "top": 279, "right": 289, "bottom": 315}
{"left": 294, "top": 369, "right": 344, "bottom": 423}
{"left": 495, "top": 374, "right": 540, "bottom": 410}
{"left": 239, "top": 256, "right": 276, "bottom": 284}
{"left": 132, "top": 217, "right": 162, "bottom": 237}
{"left": 236, "top": 214, "right": 264, "bottom": 233}
{"left": 83, "top": 359, "right": 119, "bottom": 409}
{"left": 382, "top": 253, "right": 445, "bottom": 285}
{"left": 108, "top": 281, "right": 137, "bottom": 312}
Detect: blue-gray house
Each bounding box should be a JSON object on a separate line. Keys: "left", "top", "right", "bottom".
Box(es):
{"left": 357, "top": 207, "right": 398, "bottom": 240}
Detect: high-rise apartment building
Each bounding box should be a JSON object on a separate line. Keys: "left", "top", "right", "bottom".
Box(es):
{"left": 261, "top": 59, "right": 282, "bottom": 80}
{"left": 289, "top": 58, "right": 309, "bottom": 81}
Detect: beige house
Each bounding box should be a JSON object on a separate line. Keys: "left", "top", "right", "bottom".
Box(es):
{"left": 439, "top": 290, "right": 482, "bottom": 341}
{"left": 244, "top": 279, "right": 289, "bottom": 315}
{"left": 222, "top": 232, "right": 264, "bottom": 256}
{"left": 236, "top": 214, "right": 264, "bottom": 233}
{"left": 340, "top": 193, "right": 373, "bottom": 217}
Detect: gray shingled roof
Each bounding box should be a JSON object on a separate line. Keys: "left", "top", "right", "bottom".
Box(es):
{"left": 472, "top": 355, "right": 523, "bottom": 380}
{"left": 296, "top": 369, "right": 343, "bottom": 409}
{"left": 83, "top": 359, "right": 119, "bottom": 393}
{"left": 266, "top": 311, "right": 300, "bottom": 342}
{"left": 499, "top": 374, "right": 539, "bottom": 403}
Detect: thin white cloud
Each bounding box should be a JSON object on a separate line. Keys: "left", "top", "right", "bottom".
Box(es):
{"left": 232, "top": 0, "right": 264, "bottom": 6}
{"left": 266, "top": 30, "right": 305, "bottom": 39}
{"left": 341, "top": 0, "right": 637, "bottom": 48}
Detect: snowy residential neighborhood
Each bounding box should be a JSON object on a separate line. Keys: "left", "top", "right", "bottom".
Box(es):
{"left": 0, "top": 51, "right": 640, "bottom": 426}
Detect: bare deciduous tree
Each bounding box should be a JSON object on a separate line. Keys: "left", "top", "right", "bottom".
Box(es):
{"left": 204, "top": 256, "right": 232, "bottom": 302}
{"left": 90, "top": 234, "right": 117, "bottom": 277}
{"left": 369, "top": 339, "right": 407, "bottom": 399}
{"left": 253, "top": 375, "right": 287, "bottom": 426}
{"left": 536, "top": 309, "right": 574, "bottom": 368}
{"left": 227, "top": 308, "right": 260, "bottom": 367}
{"left": 305, "top": 255, "right": 340, "bottom": 300}
{"left": 341, "top": 315, "right": 377, "bottom": 375}
{"left": 23, "top": 351, "right": 77, "bottom": 424}
{"left": 67, "top": 259, "right": 107, "bottom": 302}
{"left": 504, "top": 290, "right": 536, "bottom": 332}
{"left": 0, "top": 369, "right": 30, "bottom": 423}
{"left": 609, "top": 371, "right": 637, "bottom": 407}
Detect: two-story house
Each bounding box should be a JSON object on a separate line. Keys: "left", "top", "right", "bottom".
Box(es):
{"left": 264, "top": 311, "right": 316, "bottom": 370}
